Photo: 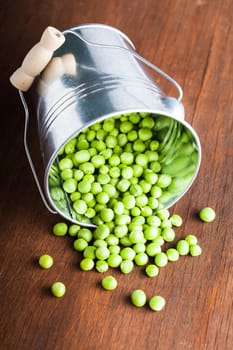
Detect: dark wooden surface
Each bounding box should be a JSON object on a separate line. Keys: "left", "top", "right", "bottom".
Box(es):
{"left": 0, "top": 1, "right": 232, "bottom": 349}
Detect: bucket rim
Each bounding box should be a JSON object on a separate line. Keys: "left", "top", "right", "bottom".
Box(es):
{"left": 44, "top": 109, "right": 202, "bottom": 226}
{"left": 63, "top": 23, "right": 136, "bottom": 50}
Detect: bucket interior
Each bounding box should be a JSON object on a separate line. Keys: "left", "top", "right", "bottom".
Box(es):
{"left": 46, "top": 112, "right": 200, "bottom": 226}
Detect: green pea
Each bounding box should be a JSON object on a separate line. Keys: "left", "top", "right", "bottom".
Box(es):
{"left": 131, "top": 207, "right": 141, "bottom": 216}
{"left": 149, "top": 295, "right": 166, "bottom": 311}
{"left": 150, "top": 185, "right": 162, "bottom": 198}
{"left": 101, "top": 276, "right": 117, "bottom": 290}
{"left": 83, "top": 246, "right": 96, "bottom": 259}
{"left": 140, "top": 206, "right": 153, "bottom": 217}
{"left": 73, "top": 200, "right": 87, "bottom": 214}
{"left": 96, "top": 192, "right": 109, "bottom": 204}
{"left": 146, "top": 242, "right": 161, "bottom": 257}
{"left": 68, "top": 224, "right": 80, "bottom": 237}
{"left": 63, "top": 178, "right": 77, "bottom": 193}
{"left": 132, "top": 164, "right": 144, "bottom": 177}
{"left": 59, "top": 158, "right": 73, "bottom": 170}
{"left": 91, "top": 155, "right": 105, "bottom": 168}
{"left": 115, "top": 214, "right": 131, "bottom": 226}
{"left": 149, "top": 140, "right": 159, "bottom": 151}
{"left": 91, "top": 182, "right": 102, "bottom": 195}
{"left": 120, "top": 236, "right": 133, "bottom": 247}
{"left": 73, "top": 150, "right": 90, "bottom": 164}
{"left": 128, "top": 130, "right": 138, "bottom": 141}
{"left": 162, "top": 227, "right": 175, "bottom": 242}
{"left": 95, "top": 247, "right": 110, "bottom": 260}
{"left": 120, "top": 152, "right": 134, "bottom": 165}
{"left": 94, "top": 225, "right": 110, "bottom": 240}
{"left": 79, "top": 162, "right": 95, "bottom": 174}
{"left": 138, "top": 127, "right": 152, "bottom": 141}
{"left": 80, "top": 258, "right": 94, "bottom": 271}
{"left": 149, "top": 161, "right": 161, "bottom": 173}
{"left": 133, "top": 243, "right": 146, "bottom": 253}
{"left": 51, "top": 282, "right": 66, "bottom": 298}
{"left": 139, "top": 180, "right": 152, "bottom": 193}
{"left": 147, "top": 215, "right": 161, "bottom": 227}
{"left": 96, "top": 129, "right": 107, "bottom": 140}
{"left": 129, "top": 230, "right": 144, "bottom": 244}
{"left": 120, "top": 121, "right": 133, "bottom": 133}
{"left": 77, "top": 228, "right": 93, "bottom": 242}
{"left": 39, "top": 254, "right": 54, "bottom": 269}
{"left": 170, "top": 214, "right": 183, "bottom": 227}
{"left": 145, "top": 264, "right": 159, "bottom": 277}
{"left": 77, "top": 180, "right": 91, "bottom": 193}
{"left": 104, "top": 234, "right": 117, "bottom": 246}
{"left": 157, "top": 174, "right": 172, "bottom": 188}
{"left": 199, "top": 207, "right": 216, "bottom": 222}
{"left": 96, "top": 260, "right": 109, "bottom": 273}
{"left": 131, "top": 289, "right": 147, "bottom": 307}
{"left": 134, "top": 253, "right": 149, "bottom": 266}
{"left": 144, "top": 226, "right": 160, "bottom": 240}
{"left": 114, "top": 225, "right": 128, "bottom": 238}
{"left": 185, "top": 234, "right": 198, "bottom": 245}
{"left": 107, "top": 254, "right": 122, "bottom": 268}
{"left": 120, "top": 247, "right": 136, "bottom": 261}
{"left": 53, "top": 222, "right": 68, "bottom": 236}
{"left": 103, "top": 119, "right": 115, "bottom": 132}
{"left": 154, "top": 252, "right": 168, "bottom": 267}
{"left": 166, "top": 248, "right": 179, "bottom": 262}
{"left": 133, "top": 140, "right": 146, "bottom": 152}
{"left": 73, "top": 238, "right": 88, "bottom": 251}
{"left": 122, "top": 195, "right": 136, "bottom": 210}
{"left": 129, "top": 112, "right": 140, "bottom": 124}
{"left": 61, "top": 168, "right": 73, "bottom": 180}
{"left": 73, "top": 169, "right": 84, "bottom": 181}
{"left": 120, "top": 260, "right": 134, "bottom": 274}
{"left": 190, "top": 244, "right": 202, "bottom": 256}
{"left": 176, "top": 240, "right": 190, "bottom": 255}
{"left": 109, "top": 245, "right": 121, "bottom": 255}
{"left": 135, "top": 154, "right": 148, "bottom": 167}
{"left": 100, "top": 208, "right": 114, "bottom": 222}
{"left": 135, "top": 194, "right": 148, "bottom": 207}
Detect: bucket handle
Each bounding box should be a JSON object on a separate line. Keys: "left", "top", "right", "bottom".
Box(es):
{"left": 63, "top": 29, "right": 183, "bottom": 102}
{"left": 10, "top": 26, "right": 66, "bottom": 215}
{"left": 19, "top": 90, "right": 57, "bottom": 214}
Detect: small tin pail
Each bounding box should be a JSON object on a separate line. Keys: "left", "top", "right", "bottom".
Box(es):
{"left": 13, "top": 24, "right": 201, "bottom": 227}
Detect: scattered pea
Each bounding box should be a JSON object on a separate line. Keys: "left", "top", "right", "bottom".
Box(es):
{"left": 96, "top": 260, "right": 109, "bottom": 273}
{"left": 154, "top": 252, "right": 168, "bottom": 267}
{"left": 131, "top": 289, "right": 147, "bottom": 307}
{"left": 39, "top": 254, "right": 54, "bottom": 269}
{"left": 176, "top": 240, "right": 190, "bottom": 256}
{"left": 166, "top": 248, "right": 179, "bottom": 262}
{"left": 149, "top": 295, "right": 166, "bottom": 311}
{"left": 53, "top": 222, "right": 68, "bottom": 236}
{"left": 185, "top": 234, "right": 198, "bottom": 246}
{"left": 199, "top": 207, "right": 216, "bottom": 222}
{"left": 51, "top": 282, "right": 66, "bottom": 298}
{"left": 145, "top": 264, "right": 159, "bottom": 277}
{"left": 101, "top": 276, "right": 117, "bottom": 290}
{"left": 120, "top": 260, "right": 134, "bottom": 274}
{"left": 190, "top": 244, "right": 202, "bottom": 256}
{"left": 80, "top": 258, "right": 95, "bottom": 271}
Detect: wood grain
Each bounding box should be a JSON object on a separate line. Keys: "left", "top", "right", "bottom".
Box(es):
{"left": 0, "top": 0, "right": 232, "bottom": 349}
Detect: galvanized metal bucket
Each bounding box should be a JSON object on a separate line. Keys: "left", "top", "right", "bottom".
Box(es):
{"left": 17, "top": 24, "right": 201, "bottom": 226}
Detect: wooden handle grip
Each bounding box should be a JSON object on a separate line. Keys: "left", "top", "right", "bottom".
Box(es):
{"left": 10, "top": 26, "right": 65, "bottom": 91}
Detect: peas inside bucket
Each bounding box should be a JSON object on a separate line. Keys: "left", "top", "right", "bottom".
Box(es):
{"left": 46, "top": 112, "right": 200, "bottom": 226}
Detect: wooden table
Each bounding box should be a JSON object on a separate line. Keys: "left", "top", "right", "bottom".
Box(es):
{"left": 1, "top": 0, "right": 232, "bottom": 349}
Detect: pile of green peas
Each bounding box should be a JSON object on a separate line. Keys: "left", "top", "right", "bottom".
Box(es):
{"left": 48, "top": 112, "right": 198, "bottom": 223}
{"left": 53, "top": 208, "right": 202, "bottom": 276}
